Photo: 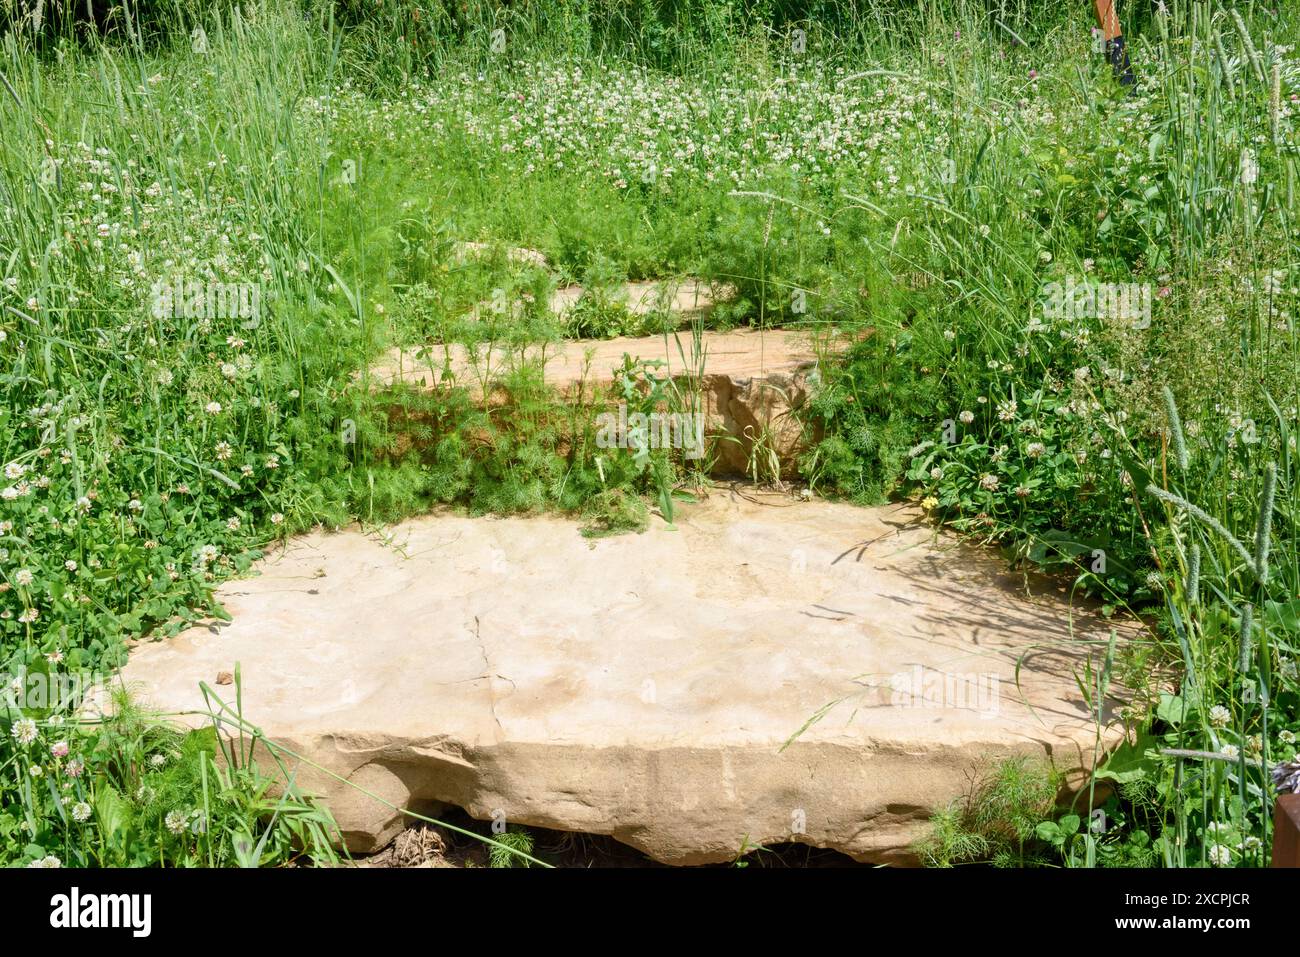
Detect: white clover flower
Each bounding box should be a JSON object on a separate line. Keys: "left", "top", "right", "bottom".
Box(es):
{"left": 165, "top": 810, "right": 188, "bottom": 834}
{"left": 1207, "top": 844, "right": 1232, "bottom": 867}
{"left": 979, "top": 474, "right": 1000, "bottom": 492}
{"left": 1026, "top": 442, "right": 1046, "bottom": 458}
{"left": 64, "top": 560, "right": 76, "bottom": 572}
{"left": 26, "top": 855, "right": 61, "bottom": 868}
{"left": 1209, "top": 705, "right": 1231, "bottom": 729}
{"left": 11, "top": 718, "right": 37, "bottom": 744}
{"left": 71, "top": 801, "right": 92, "bottom": 823}
{"left": 149, "top": 753, "right": 167, "bottom": 769}
{"left": 958, "top": 410, "right": 974, "bottom": 424}
{"left": 14, "top": 569, "right": 33, "bottom": 586}
{"left": 4, "top": 462, "right": 25, "bottom": 480}
{"left": 1221, "top": 744, "right": 1240, "bottom": 759}
{"left": 205, "top": 401, "right": 222, "bottom": 415}
{"left": 270, "top": 513, "right": 284, "bottom": 525}
{"left": 157, "top": 369, "right": 173, "bottom": 386}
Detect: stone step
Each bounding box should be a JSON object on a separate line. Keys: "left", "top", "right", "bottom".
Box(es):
{"left": 114, "top": 492, "right": 1130, "bottom": 865}
{"left": 369, "top": 328, "right": 843, "bottom": 477}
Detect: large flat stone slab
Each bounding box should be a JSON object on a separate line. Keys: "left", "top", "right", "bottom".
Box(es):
{"left": 116, "top": 493, "right": 1128, "bottom": 865}
{"left": 370, "top": 328, "right": 838, "bottom": 477}
{"left": 369, "top": 328, "right": 819, "bottom": 391}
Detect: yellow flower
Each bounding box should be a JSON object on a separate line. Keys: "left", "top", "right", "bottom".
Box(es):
{"left": 921, "top": 496, "right": 939, "bottom": 510}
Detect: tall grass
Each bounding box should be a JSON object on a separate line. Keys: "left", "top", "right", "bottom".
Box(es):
{"left": 2, "top": 0, "right": 1298, "bottom": 866}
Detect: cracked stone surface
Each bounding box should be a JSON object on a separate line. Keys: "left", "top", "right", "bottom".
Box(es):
{"left": 115, "top": 492, "right": 1128, "bottom": 864}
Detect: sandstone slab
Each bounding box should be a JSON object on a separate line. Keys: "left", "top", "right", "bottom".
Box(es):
{"left": 371, "top": 328, "right": 836, "bottom": 477}
{"left": 116, "top": 493, "right": 1128, "bottom": 864}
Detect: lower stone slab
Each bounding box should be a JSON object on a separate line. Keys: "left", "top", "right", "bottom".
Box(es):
{"left": 115, "top": 493, "right": 1129, "bottom": 864}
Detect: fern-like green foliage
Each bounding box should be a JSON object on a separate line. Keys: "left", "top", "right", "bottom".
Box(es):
{"left": 915, "top": 758, "right": 1061, "bottom": 867}
{"left": 488, "top": 825, "right": 537, "bottom": 868}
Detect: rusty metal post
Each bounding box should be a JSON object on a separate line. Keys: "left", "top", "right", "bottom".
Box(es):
{"left": 1273, "top": 793, "right": 1300, "bottom": 867}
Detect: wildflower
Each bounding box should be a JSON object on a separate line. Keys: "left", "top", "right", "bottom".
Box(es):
{"left": 929, "top": 467, "right": 943, "bottom": 481}
{"left": 1209, "top": 705, "right": 1231, "bottom": 728}
{"left": 50, "top": 740, "right": 68, "bottom": 758}
{"left": 64, "top": 560, "right": 76, "bottom": 572}
{"left": 264, "top": 455, "right": 279, "bottom": 470}
{"left": 14, "top": 569, "right": 33, "bottom": 586}
{"left": 1015, "top": 485, "right": 1031, "bottom": 498}
{"left": 1026, "top": 442, "right": 1046, "bottom": 458}
{"left": 1221, "top": 744, "right": 1240, "bottom": 759}
{"left": 921, "top": 496, "right": 939, "bottom": 510}
{"left": 157, "top": 369, "right": 173, "bottom": 386}
{"left": 214, "top": 441, "right": 232, "bottom": 461}
{"left": 26, "top": 855, "right": 61, "bottom": 868}
{"left": 28, "top": 763, "right": 42, "bottom": 777}
{"left": 979, "top": 474, "right": 1000, "bottom": 492}
{"left": 45, "top": 650, "right": 62, "bottom": 664}
{"left": 226, "top": 517, "right": 240, "bottom": 531}
{"left": 64, "top": 758, "right": 83, "bottom": 778}
{"left": 205, "top": 401, "right": 222, "bottom": 415}
{"left": 149, "top": 753, "right": 167, "bottom": 769}
{"left": 11, "top": 718, "right": 37, "bottom": 744}
{"left": 18, "top": 608, "right": 38, "bottom": 624}
{"left": 270, "top": 513, "right": 284, "bottom": 525}
{"left": 165, "top": 810, "right": 188, "bottom": 834}
{"left": 4, "top": 462, "right": 24, "bottom": 480}
{"left": 1281, "top": 730, "right": 1296, "bottom": 746}
{"left": 221, "top": 363, "right": 237, "bottom": 380}
{"left": 1207, "top": 844, "right": 1232, "bottom": 867}
{"left": 75, "top": 496, "right": 91, "bottom": 514}
{"left": 958, "top": 410, "right": 974, "bottom": 424}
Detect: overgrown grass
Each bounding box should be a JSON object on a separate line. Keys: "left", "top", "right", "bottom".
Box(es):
{"left": 1, "top": 0, "right": 1299, "bottom": 867}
